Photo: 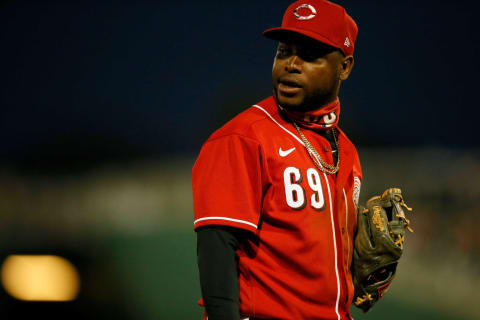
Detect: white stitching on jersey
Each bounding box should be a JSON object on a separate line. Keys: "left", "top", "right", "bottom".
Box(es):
{"left": 252, "top": 105, "right": 305, "bottom": 146}
{"left": 255, "top": 103, "right": 342, "bottom": 319}
{"left": 343, "top": 188, "right": 350, "bottom": 267}
{"left": 194, "top": 217, "right": 258, "bottom": 229}
{"left": 324, "top": 172, "right": 341, "bottom": 320}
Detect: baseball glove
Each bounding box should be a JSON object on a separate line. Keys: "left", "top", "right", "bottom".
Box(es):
{"left": 352, "top": 187, "right": 413, "bottom": 312}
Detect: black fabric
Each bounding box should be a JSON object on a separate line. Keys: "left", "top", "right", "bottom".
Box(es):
{"left": 325, "top": 128, "right": 339, "bottom": 165}
{"left": 196, "top": 226, "right": 247, "bottom": 320}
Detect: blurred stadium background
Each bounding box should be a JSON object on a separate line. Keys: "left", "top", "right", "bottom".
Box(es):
{"left": 0, "top": 1, "right": 478, "bottom": 319}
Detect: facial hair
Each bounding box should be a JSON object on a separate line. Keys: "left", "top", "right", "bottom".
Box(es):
{"left": 275, "top": 70, "right": 341, "bottom": 112}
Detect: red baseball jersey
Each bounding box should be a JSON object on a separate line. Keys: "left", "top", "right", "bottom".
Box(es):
{"left": 193, "top": 96, "right": 362, "bottom": 320}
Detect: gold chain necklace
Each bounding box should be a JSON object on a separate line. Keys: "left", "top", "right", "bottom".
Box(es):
{"left": 292, "top": 121, "right": 340, "bottom": 175}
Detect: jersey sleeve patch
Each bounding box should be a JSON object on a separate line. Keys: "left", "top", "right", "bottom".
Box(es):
{"left": 353, "top": 176, "right": 361, "bottom": 207}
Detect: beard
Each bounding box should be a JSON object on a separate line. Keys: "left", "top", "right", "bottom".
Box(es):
{"left": 274, "top": 72, "right": 341, "bottom": 112}
{"left": 299, "top": 86, "right": 338, "bottom": 111}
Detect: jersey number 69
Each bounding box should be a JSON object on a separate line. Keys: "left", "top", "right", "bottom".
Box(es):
{"left": 283, "top": 167, "right": 325, "bottom": 211}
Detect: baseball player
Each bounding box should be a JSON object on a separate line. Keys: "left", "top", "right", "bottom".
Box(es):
{"left": 193, "top": 1, "right": 412, "bottom": 319}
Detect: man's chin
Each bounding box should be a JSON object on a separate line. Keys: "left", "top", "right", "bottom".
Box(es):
{"left": 275, "top": 95, "right": 305, "bottom": 112}
{"left": 275, "top": 90, "right": 333, "bottom": 112}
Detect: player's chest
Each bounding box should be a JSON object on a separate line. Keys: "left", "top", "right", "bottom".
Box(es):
{"left": 263, "top": 134, "right": 338, "bottom": 214}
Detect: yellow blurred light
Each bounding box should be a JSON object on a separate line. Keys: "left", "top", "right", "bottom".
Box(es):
{"left": 1, "top": 255, "right": 80, "bottom": 301}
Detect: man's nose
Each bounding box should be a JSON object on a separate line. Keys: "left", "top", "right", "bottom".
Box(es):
{"left": 285, "top": 55, "right": 301, "bottom": 72}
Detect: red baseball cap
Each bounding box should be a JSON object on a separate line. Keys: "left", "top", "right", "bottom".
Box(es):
{"left": 263, "top": 0, "right": 358, "bottom": 56}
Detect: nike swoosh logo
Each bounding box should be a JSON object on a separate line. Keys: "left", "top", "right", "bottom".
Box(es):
{"left": 279, "top": 147, "right": 296, "bottom": 157}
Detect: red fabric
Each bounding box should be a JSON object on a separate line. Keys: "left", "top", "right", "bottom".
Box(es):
{"left": 192, "top": 133, "right": 263, "bottom": 233}
{"left": 280, "top": 98, "right": 340, "bottom": 130}
{"left": 193, "top": 96, "right": 362, "bottom": 320}
{"left": 263, "top": 0, "right": 358, "bottom": 56}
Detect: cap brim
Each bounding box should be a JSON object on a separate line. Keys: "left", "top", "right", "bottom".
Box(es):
{"left": 263, "top": 27, "right": 339, "bottom": 51}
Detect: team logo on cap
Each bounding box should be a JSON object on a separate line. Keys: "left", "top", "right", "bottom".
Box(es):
{"left": 294, "top": 4, "right": 317, "bottom": 20}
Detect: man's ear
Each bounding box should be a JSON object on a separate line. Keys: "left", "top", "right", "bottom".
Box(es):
{"left": 340, "top": 55, "right": 354, "bottom": 81}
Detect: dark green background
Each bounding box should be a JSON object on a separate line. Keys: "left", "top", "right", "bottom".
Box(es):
{"left": 108, "top": 230, "right": 457, "bottom": 320}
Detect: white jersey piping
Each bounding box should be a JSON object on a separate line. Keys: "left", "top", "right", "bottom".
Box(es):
{"left": 194, "top": 217, "right": 257, "bottom": 229}
{"left": 252, "top": 105, "right": 305, "bottom": 146}
{"left": 254, "top": 103, "right": 341, "bottom": 319}
{"left": 324, "top": 172, "right": 341, "bottom": 320}
{"left": 207, "top": 317, "right": 249, "bottom": 320}
{"left": 343, "top": 188, "right": 350, "bottom": 267}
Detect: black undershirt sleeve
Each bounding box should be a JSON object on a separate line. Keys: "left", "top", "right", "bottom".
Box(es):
{"left": 196, "top": 226, "right": 247, "bottom": 320}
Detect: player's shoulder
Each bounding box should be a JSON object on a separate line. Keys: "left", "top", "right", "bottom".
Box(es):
{"left": 206, "top": 96, "right": 278, "bottom": 143}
